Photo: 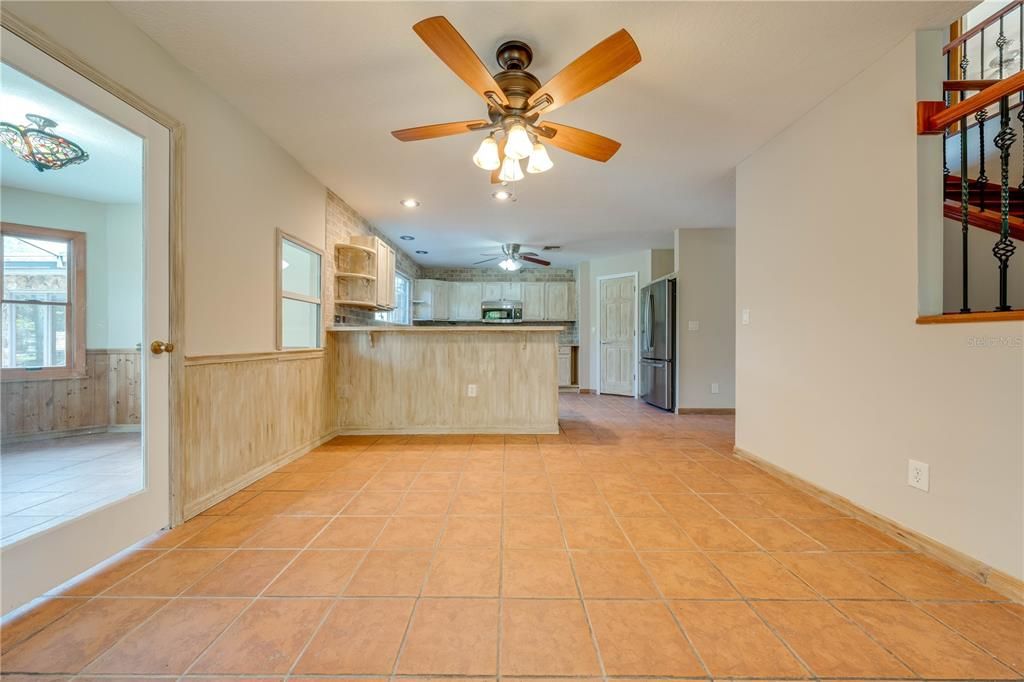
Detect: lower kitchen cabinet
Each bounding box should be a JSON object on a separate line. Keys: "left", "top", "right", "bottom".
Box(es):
{"left": 558, "top": 345, "right": 577, "bottom": 388}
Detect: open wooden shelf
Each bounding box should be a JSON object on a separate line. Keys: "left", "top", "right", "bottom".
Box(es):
{"left": 335, "top": 242, "right": 377, "bottom": 256}
{"left": 336, "top": 272, "right": 377, "bottom": 280}
{"left": 335, "top": 299, "right": 379, "bottom": 309}
{"left": 917, "top": 310, "right": 1024, "bottom": 324}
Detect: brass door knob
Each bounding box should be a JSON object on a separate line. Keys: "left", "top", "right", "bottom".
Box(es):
{"left": 150, "top": 340, "right": 175, "bottom": 354}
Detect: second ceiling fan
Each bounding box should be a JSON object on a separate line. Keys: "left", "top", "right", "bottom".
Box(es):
{"left": 391, "top": 16, "right": 641, "bottom": 184}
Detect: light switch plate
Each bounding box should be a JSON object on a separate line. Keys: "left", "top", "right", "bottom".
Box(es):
{"left": 741, "top": 309, "right": 750, "bottom": 325}
{"left": 711, "top": 383, "right": 720, "bottom": 394}
{"left": 467, "top": 384, "right": 478, "bottom": 398}
{"left": 688, "top": 320, "right": 699, "bottom": 331}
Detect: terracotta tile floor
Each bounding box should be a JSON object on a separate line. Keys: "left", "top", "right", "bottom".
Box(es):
{"left": 2, "top": 394, "right": 1022, "bottom": 680}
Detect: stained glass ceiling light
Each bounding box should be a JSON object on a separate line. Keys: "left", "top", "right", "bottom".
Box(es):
{"left": 0, "top": 114, "right": 89, "bottom": 172}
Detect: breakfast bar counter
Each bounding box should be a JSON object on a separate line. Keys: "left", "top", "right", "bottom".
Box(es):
{"left": 328, "top": 325, "right": 562, "bottom": 434}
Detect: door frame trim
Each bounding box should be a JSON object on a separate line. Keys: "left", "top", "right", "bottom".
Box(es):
{"left": 1, "top": 9, "right": 187, "bottom": 525}
{"left": 595, "top": 271, "right": 639, "bottom": 397}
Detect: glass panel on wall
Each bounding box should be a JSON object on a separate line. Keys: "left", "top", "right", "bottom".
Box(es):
{"left": 282, "top": 298, "right": 320, "bottom": 348}
{"left": 280, "top": 235, "right": 321, "bottom": 349}
{"left": 0, "top": 60, "right": 145, "bottom": 546}
{"left": 281, "top": 238, "right": 320, "bottom": 298}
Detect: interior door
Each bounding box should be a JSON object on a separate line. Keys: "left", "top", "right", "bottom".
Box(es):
{"left": 599, "top": 275, "right": 636, "bottom": 396}
{"left": 0, "top": 29, "right": 171, "bottom": 613}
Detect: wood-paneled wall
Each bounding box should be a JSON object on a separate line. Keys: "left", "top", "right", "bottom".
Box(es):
{"left": 333, "top": 330, "right": 559, "bottom": 434}
{"left": 1, "top": 349, "right": 141, "bottom": 440}
{"left": 180, "top": 340, "right": 337, "bottom": 518}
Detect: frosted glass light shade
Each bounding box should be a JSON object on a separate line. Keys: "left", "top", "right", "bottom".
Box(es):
{"left": 499, "top": 258, "right": 522, "bottom": 271}
{"left": 504, "top": 123, "right": 533, "bottom": 160}
{"left": 498, "top": 156, "right": 524, "bottom": 182}
{"left": 526, "top": 142, "right": 553, "bottom": 173}
{"left": 472, "top": 135, "right": 501, "bottom": 170}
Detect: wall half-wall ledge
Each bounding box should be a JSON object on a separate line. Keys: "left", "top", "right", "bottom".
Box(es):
{"left": 916, "top": 311, "right": 1024, "bottom": 324}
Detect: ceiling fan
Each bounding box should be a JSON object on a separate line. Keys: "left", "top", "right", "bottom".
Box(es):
{"left": 391, "top": 17, "right": 641, "bottom": 184}
{"left": 475, "top": 243, "right": 551, "bottom": 270}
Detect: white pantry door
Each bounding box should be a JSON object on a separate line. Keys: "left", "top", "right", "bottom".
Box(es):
{"left": 599, "top": 274, "right": 636, "bottom": 396}
{"left": 0, "top": 29, "right": 171, "bottom": 613}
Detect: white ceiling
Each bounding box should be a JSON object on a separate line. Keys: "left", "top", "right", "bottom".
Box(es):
{"left": 113, "top": 1, "right": 968, "bottom": 266}
{"left": 0, "top": 62, "right": 143, "bottom": 204}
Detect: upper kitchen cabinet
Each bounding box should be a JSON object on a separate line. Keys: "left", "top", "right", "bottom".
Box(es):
{"left": 413, "top": 279, "right": 448, "bottom": 321}
{"left": 482, "top": 282, "right": 503, "bottom": 301}
{"left": 544, "top": 282, "right": 576, "bottom": 321}
{"left": 502, "top": 282, "right": 522, "bottom": 300}
{"left": 375, "top": 239, "right": 396, "bottom": 309}
{"left": 452, "top": 282, "right": 483, "bottom": 320}
{"left": 522, "top": 282, "right": 546, "bottom": 320}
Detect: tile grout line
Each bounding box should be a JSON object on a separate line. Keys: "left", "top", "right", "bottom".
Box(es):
{"left": 386, "top": 445, "right": 471, "bottom": 680}
{"left": 179, "top": 439, "right": 383, "bottom": 680}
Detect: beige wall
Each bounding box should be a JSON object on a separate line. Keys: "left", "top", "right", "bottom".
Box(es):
{"left": 674, "top": 228, "right": 735, "bottom": 410}
{"left": 736, "top": 30, "right": 1023, "bottom": 579}
{"left": 7, "top": 1, "right": 327, "bottom": 357}
{"left": 651, "top": 249, "right": 675, "bottom": 280}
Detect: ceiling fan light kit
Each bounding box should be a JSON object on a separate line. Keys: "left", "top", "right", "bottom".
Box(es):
{"left": 391, "top": 16, "right": 641, "bottom": 189}
{"left": 499, "top": 156, "right": 524, "bottom": 183}
{"left": 472, "top": 134, "right": 501, "bottom": 170}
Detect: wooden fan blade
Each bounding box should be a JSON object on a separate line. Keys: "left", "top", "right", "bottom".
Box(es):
{"left": 521, "top": 255, "right": 551, "bottom": 266}
{"left": 474, "top": 256, "right": 500, "bottom": 265}
{"left": 490, "top": 136, "right": 506, "bottom": 183}
{"left": 529, "top": 29, "right": 640, "bottom": 114}
{"left": 541, "top": 122, "right": 621, "bottom": 162}
{"left": 414, "top": 17, "right": 509, "bottom": 106}
{"left": 392, "top": 120, "right": 488, "bottom": 141}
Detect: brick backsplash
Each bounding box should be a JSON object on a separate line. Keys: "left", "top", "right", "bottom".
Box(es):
{"left": 419, "top": 267, "right": 576, "bottom": 282}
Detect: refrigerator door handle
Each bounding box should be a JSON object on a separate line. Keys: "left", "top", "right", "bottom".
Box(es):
{"left": 645, "top": 293, "right": 655, "bottom": 351}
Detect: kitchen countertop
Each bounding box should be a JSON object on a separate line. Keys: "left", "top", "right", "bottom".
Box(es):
{"left": 328, "top": 325, "right": 564, "bottom": 333}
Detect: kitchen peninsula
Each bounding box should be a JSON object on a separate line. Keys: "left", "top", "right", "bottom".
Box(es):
{"left": 329, "top": 325, "right": 562, "bottom": 434}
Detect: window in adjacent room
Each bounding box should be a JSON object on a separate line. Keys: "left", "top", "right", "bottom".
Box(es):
{"left": 376, "top": 271, "right": 411, "bottom": 325}
{"left": 1, "top": 223, "right": 86, "bottom": 380}
{"left": 278, "top": 231, "right": 322, "bottom": 349}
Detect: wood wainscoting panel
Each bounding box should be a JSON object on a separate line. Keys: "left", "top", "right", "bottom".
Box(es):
{"left": 333, "top": 329, "right": 559, "bottom": 434}
{"left": 181, "top": 342, "right": 337, "bottom": 518}
{"left": 1, "top": 349, "right": 141, "bottom": 441}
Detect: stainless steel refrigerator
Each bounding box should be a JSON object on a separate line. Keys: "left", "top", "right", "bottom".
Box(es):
{"left": 639, "top": 278, "right": 676, "bottom": 410}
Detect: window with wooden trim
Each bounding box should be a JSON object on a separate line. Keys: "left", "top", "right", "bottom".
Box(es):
{"left": 1, "top": 223, "right": 87, "bottom": 380}
{"left": 277, "top": 230, "right": 323, "bottom": 349}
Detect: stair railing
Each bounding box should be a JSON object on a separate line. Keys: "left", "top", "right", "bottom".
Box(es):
{"left": 918, "top": 5, "right": 1024, "bottom": 317}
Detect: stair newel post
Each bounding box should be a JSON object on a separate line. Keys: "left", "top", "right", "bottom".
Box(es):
{"left": 993, "top": 96, "right": 1017, "bottom": 310}
{"left": 960, "top": 114, "right": 971, "bottom": 313}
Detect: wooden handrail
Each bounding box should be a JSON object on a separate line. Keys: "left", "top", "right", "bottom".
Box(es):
{"left": 943, "top": 79, "right": 999, "bottom": 92}
{"left": 943, "top": 0, "right": 1022, "bottom": 55}
{"left": 919, "top": 70, "right": 1024, "bottom": 133}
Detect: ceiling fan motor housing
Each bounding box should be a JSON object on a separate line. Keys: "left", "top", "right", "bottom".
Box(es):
{"left": 492, "top": 41, "right": 541, "bottom": 113}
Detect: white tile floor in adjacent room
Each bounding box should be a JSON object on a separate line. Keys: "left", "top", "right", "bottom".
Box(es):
{"left": 1, "top": 432, "right": 142, "bottom": 545}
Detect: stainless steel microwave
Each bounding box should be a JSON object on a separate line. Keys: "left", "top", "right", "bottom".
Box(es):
{"left": 481, "top": 299, "right": 523, "bottom": 323}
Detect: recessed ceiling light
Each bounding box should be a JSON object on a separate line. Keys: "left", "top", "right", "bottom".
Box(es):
{"left": 400, "top": 198, "right": 420, "bottom": 208}
{"left": 492, "top": 190, "right": 513, "bottom": 201}
{"left": 415, "top": 250, "right": 428, "bottom": 255}
{"left": 400, "top": 235, "right": 415, "bottom": 241}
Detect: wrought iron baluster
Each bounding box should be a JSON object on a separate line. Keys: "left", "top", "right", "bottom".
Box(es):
{"left": 993, "top": 97, "right": 1017, "bottom": 310}
{"left": 960, "top": 114, "right": 971, "bottom": 313}
{"left": 977, "top": 29, "right": 989, "bottom": 212}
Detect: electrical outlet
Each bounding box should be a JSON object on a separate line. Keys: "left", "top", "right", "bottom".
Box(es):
{"left": 467, "top": 384, "right": 478, "bottom": 398}
{"left": 688, "top": 320, "right": 700, "bottom": 331}
{"left": 741, "top": 309, "right": 750, "bottom": 325}
{"left": 908, "top": 459, "right": 929, "bottom": 492}
{"left": 711, "top": 383, "right": 720, "bottom": 394}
